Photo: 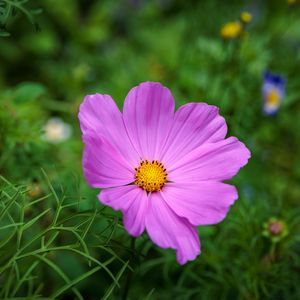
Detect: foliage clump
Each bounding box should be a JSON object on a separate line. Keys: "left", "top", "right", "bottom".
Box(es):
{"left": 0, "top": 0, "right": 41, "bottom": 37}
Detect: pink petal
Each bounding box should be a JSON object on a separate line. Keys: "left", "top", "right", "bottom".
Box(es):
{"left": 83, "top": 133, "right": 134, "bottom": 188}
{"left": 160, "top": 103, "right": 227, "bottom": 167}
{"left": 99, "top": 185, "right": 148, "bottom": 237}
{"left": 161, "top": 182, "right": 238, "bottom": 226}
{"left": 123, "top": 82, "right": 175, "bottom": 160}
{"left": 79, "top": 93, "right": 139, "bottom": 167}
{"left": 168, "top": 137, "right": 251, "bottom": 183}
{"left": 145, "top": 192, "right": 200, "bottom": 264}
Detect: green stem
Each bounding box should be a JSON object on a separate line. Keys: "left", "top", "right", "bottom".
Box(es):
{"left": 270, "top": 242, "right": 277, "bottom": 261}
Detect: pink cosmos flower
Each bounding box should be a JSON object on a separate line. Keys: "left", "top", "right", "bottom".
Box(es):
{"left": 79, "top": 82, "right": 251, "bottom": 264}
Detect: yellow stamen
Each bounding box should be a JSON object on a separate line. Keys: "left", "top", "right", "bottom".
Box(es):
{"left": 266, "top": 89, "right": 280, "bottom": 107}
{"left": 134, "top": 160, "right": 167, "bottom": 192}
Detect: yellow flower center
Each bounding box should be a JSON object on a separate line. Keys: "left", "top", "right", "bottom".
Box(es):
{"left": 266, "top": 89, "right": 280, "bottom": 107}
{"left": 134, "top": 160, "right": 167, "bottom": 192}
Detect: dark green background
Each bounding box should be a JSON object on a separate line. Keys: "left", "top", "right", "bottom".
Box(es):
{"left": 0, "top": 0, "right": 300, "bottom": 299}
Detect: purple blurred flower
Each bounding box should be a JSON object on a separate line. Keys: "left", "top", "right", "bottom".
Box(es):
{"left": 262, "top": 72, "right": 286, "bottom": 115}
{"left": 78, "top": 82, "right": 251, "bottom": 264}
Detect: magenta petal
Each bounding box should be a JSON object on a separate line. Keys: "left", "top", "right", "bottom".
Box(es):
{"left": 168, "top": 137, "right": 251, "bottom": 182}
{"left": 79, "top": 83, "right": 252, "bottom": 264}
{"left": 123, "top": 82, "right": 175, "bottom": 160}
{"left": 83, "top": 133, "right": 134, "bottom": 188}
{"left": 99, "top": 186, "right": 148, "bottom": 237}
{"left": 161, "top": 182, "right": 238, "bottom": 226}
{"left": 160, "top": 103, "right": 227, "bottom": 166}
{"left": 79, "top": 93, "right": 139, "bottom": 166}
{"left": 145, "top": 192, "right": 200, "bottom": 264}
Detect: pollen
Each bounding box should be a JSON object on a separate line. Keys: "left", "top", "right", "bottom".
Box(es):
{"left": 266, "top": 88, "right": 280, "bottom": 107}
{"left": 134, "top": 160, "right": 168, "bottom": 192}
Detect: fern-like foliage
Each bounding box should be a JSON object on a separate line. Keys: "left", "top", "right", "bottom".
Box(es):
{"left": 0, "top": 173, "right": 130, "bottom": 299}
{"left": 0, "top": 0, "right": 41, "bottom": 37}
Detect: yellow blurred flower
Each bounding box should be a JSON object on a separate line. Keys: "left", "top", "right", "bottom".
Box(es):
{"left": 220, "top": 21, "right": 242, "bottom": 39}
{"left": 240, "top": 11, "right": 252, "bottom": 23}
{"left": 287, "top": 0, "right": 297, "bottom": 5}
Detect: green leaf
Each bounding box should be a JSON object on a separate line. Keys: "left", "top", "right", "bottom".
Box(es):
{"left": 144, "top": 288, "right": 156, "bottom": 300}
{"left": 33, "top": 254, "right": 83, "bottom": 300}
{"left": 51, "top": 265, "right": 103, "bottom": 299}
{"left": 22, "top": 208, "right": 52, "bottom": 230}
{"left": 101, "top": 261, "right": 130, "bottom": 300}
{"left": 13, "top": 82, "right": 46, "bottom": 103}
{"left": 0, "top": 31, "right": 10, "bottom": 37}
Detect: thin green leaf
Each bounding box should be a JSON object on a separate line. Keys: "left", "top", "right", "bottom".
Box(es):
{"left": 0, "top": 190, "right": 18, "bottom": 221}
{"left": 41, "top": 168, "right": 60, "bottom": 205}
{"left": 101, "top": 261, "right": 130, "bottom": 300}
{"left": 144, "top": 288, "right": 156, "bottom": 300}
{"left": 51, "top": 265, "right": 103, "bottom": 299}
{"left": 33, "top": 254, "right": 83, "bottom": 300}
{"left": 24, "top": 194, "right": 52, "bottom": 208}
{"left": 11, "top": 260, "right": 40, "bottom": 297}
{"left": 23, "top": 208, "right": 51, "bottom": 230}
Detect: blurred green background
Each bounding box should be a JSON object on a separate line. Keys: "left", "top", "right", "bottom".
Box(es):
{"left": 0, "top": 0, "right": 300, "bottom": 299}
